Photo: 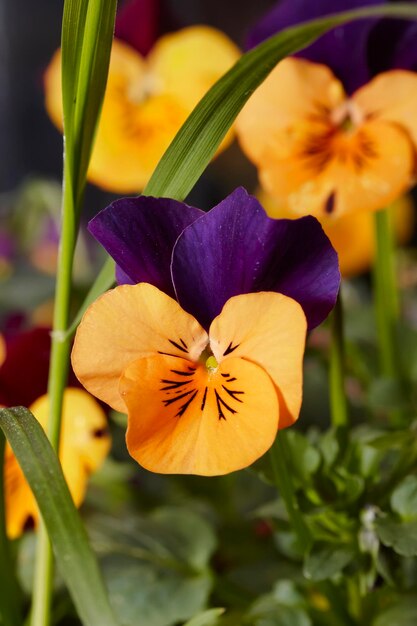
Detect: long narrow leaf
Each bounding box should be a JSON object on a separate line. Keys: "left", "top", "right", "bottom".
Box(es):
{"left": 70, "top": 3, "right": 417, "bottom": 327}
{"left": 0, "top": 407, "right": 120, "bottom": 626}
{"left": 62, "top": 0, "right": 117, "bottom": 210}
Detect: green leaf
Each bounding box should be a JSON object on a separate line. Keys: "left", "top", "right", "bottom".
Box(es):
{"left": 284, "top": 431, "right": 321, "bottom": 484}
{"left": 303, "top": 543, "right": 355, "bottom": 581}
{"left": 376, "top": 516, "right": 417, "bottom": 557}
{"left": 62, "top": 0, "right": 117, "bottom": 206}
{"left": 250, "top": 592, "right": 312, "bottom": 626}
{"left": 0, "top": 407, "right": 119, "bottom": 626}
{"left": 89, "top": 509, "right": 217, "bottom": 626}
{"left": 373, "top": 597, "right": 417, "bottom": 626}
{"left": 391, "top": 476, "right": 417, "bottom": 521}
{"left": 69, "top": 3, "right": 417, "bottom": 329}
{"left": 182, "top": 609, "right": 225, "bottom": 626}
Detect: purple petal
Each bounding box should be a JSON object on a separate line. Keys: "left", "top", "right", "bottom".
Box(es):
{"left": 115, "top": 265, "right": 135, "bottom": 285}
{"left": 88, "top": 196, "right": 203, "bottom": 298}
{"left": 246, "top": 0, "right": 385, "bottom": 94}
{"left": 368, "top": 18, "right": 417, "bottom": 75}
{"left": 172, "top": 188, "right": 340, "bottom": 330}
{"left": 115, "top": 0, "right": 159, "bottom": 55}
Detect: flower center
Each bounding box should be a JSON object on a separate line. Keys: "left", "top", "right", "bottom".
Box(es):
{"left": 127, "top": 70, "right": 161, "bottom": 104}
{"left": 330, "top": 100, "right": 364, "bottom": 130}
{"left": 199, "top": 347, "right": 219, "bottom": 373}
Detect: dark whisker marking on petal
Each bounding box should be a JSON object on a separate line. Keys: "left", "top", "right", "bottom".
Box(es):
{"left": 160, "top": 379, "right": 191, "bottom": 391}
{"left": 163, "top": 389, "right": 195, "bottom": 406}
{"left": 222, "top": 385, "right": 244, "bottom": 402}
{"left": 169, "top": 339, "right": 188, "bottom": 353}
{"left": 170, "top": 369, "right": 195, "bottom": 377}
{"left": 176, "top": 390, "right": 198, "bottom": 417}
{"left": 226, "top": 377, "right": 236, "bottom": 382}
{"left": 180, "top": 338, "right": 188, "bottom": 349}
{"left": 187, "top": 366, "right": 196, "bottom": 372}
{"left": 215, "top": 389, "right": 237, "bottom": 420}
{"left": 201, "top": 387, "right": 208, "bottom": 411}
{"left": 223, "top": 342, "right": 240, "bottom": 356}
{"left": 158, "top": 351, "right": 183, "bottom": 358}
{"left": 221, "top": 372, "right": 230, "bottom": 378}
{"left": 324, "top": 191, "right": 336, "bottom": 215}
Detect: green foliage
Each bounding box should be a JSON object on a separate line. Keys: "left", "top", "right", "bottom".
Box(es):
{"left": 0, "top": 407, "right": 119, "bottom": 626}
{"left": 376, "top": 518, "right": 417, "bottom": 558}
{"left": 373, "top": 597, "right": 417, "bottom": 626}
{"left": 391, "top": 477, "right": 417, "bottom": 520}
{"left": 183, "top": 609, "right": 226, "bottom": 626}
{"left": 88, "top": 507, "right": 217, "bottom": 626}
{"left": 303, "top": 544, "right": 355, "bottom": 582}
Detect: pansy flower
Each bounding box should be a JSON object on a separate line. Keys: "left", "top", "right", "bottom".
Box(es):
{"left": 237, "top": 0, "right": 417, "bottom": 219}
{"left": 0, "top": 328, "right": 110, "bottom": 538}
{"left": 44, "top": 12, "right": 240, "bottom": 193}
{"left": 72, "top": 188, "right": 340, "bottom": 476}
{"left": 257, "top": 188, "right": 415, "bottom": 278}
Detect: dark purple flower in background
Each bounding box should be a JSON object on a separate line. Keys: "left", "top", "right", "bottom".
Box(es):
{"left": 89, "top": 187, "right": 340, "bottom": 330}
{"left": 246, "top": 0, "right": 417, "bottom": 94}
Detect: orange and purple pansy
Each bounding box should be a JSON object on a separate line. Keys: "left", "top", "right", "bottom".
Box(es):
{"left": 237, "top": 0, "right": 417, "bottom": 219}
{"left": 72, "top": 188, "right": 340, "bottom": 476}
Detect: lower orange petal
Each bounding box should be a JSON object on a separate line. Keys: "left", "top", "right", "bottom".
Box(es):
{"left": 122, "top": 354, "right": 279, "bottom": 476}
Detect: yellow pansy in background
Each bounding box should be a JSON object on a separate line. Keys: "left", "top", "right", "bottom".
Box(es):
{"left": 4, "top": 388, "right": 110, "bottom": 538}
{"left": 236, "top": 58, "right": 417, "bottom": 220}
{"left": 45, "top": 27, "right": 240, "bottom": 193}
{"left": 258, "top": 187, "right": 415, "bottom": 278}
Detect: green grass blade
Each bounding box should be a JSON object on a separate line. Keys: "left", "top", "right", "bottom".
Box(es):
{"left": 70, "top": 3, "right": 417, "bottom": 324}
{"left": 0, "top": 407, "right": 120, "bottom": 626}
{"left": 62, "top": 0, "right": 117, "bottom": 210}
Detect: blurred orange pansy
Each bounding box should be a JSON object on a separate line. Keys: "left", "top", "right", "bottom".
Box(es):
{"left": 72, "top": 283, "right": 307, "bottom": 476}
{"left": 237, "top": 58, "right": 417, "bottom": 219}
{"left": 4, "top": 388, "right": 110, "bottom": 538}
{"left": 45, "top": 27, "right": 240, "bottom": 193}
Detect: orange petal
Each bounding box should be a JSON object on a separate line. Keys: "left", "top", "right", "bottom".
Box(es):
{"left": 258, "top": 119, "right": 414, "bottom": 218}
{"left": 72, "top": 283, "right": 208, "bottom": 411}
{"left": 44, "top": 39, "right": 146, "bottom": 134}
{"left": 30, "top": 388, "right": 110, "bottom": 506}
{"left": 4, "top": 445, "right": 36, "bottom": 539}
{"left": 353, "top": 70, "right": 417, "bottom": 148}
{"left": 148, "top": 26, "right": 240, "bottom": 110}
{"left": 122, "top": 354, "right": 279, "bottom": 476}
{"left": 209, "top": 292, "right": 307, "bottom": 428}
{"left": 5, "top": 388, "right": 110, "bottom": 538}
{"left": 236, "top": 58, "right": 346, "bottom": 164}
{"left": 88, "top": 92, "right": 188, "bottom": 192}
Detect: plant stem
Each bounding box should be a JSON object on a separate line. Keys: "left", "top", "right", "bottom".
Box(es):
{"left": 373, "top": 208, "right": 400, "bottom": 379}
{"left": 329, "top": 292, "right": 348, "bottom": 427}
{"left": 269, "top": 433, "right": 312, "bottom": 553}
{"left": 30, "top": 162, "right": 76, "bottom": 626}
{"left": 0, "top": 431, "right": 21, "bottom": 626}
